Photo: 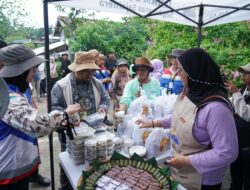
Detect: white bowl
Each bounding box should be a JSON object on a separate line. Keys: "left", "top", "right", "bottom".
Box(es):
{"left": 129, "top": 145, "right": 147, "bottom": 157}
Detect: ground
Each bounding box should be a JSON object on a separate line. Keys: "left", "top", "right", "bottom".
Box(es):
{"left": 30, "top": 96, "right": 231, "bottom": 190}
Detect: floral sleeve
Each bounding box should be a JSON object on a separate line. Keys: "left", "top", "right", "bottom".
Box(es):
{"left": 2, "top": 92, "right": 64, "bottom": 137}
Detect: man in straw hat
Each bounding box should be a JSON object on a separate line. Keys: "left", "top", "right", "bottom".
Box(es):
{"left": 225, "top": 62, "right": 250, "bottom": 190}
{"left": 0, "top": 44, "right": 81, "bottom": 190}
{"left": 51, "top": 50, "right": 110, "bottom": 190}
{"left": 117, "top": 56, "right": 160, "bottom": 113}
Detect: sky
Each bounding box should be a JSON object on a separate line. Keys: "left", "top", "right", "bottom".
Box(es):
{"left": 26, "top": 0, "right": 64, "bottom": 27}
{"left": 25, "top": 0, "right": 125, "bottom": 28}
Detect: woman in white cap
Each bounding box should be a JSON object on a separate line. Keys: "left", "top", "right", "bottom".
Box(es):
{"left": 225, "top": 63, "right": 250, "bottom": 190}
{"left": 0, "top": 44, "right": 80, "bottom": 190}
{"left": 162, "top": 48, "right": 185, "bottom": 94}
{"left": 110, "top": 58, "right": 132, "bottom": 109}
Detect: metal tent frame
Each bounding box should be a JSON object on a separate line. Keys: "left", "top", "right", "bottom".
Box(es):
{"left": 42, "top": 1, "right": 250, "bottom": 189}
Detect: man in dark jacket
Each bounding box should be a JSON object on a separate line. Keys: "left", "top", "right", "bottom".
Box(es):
{"left": 61, "top": 53, "right": 71, "bottom": 77}
{"left": 105, "top": 51, "right": 117, "bottom": 76}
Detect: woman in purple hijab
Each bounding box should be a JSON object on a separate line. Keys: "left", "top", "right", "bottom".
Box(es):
{"left": 150, "top": 59, "right": 163, "bottom": 81}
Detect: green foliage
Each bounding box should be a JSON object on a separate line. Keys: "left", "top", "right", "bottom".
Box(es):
{"left": 0, "top": 0, "right": 28, "bottom": 39}
{"left": 146, "top": 20, "right": 250, "bottom": 74}
{"left": 55, "top": 7, "right": 250, "bottom": 87}
{"left": 67, "top": 17, "right": 150, "bottom": 64}
{"left": 146, "top": 21, "right": 197, "bottom": 61}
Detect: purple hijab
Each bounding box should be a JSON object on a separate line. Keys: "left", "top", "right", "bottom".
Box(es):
{"left": 151, "top": 59, "right": 163, "bottom": 81}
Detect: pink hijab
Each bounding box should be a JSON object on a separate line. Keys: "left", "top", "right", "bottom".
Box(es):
{"left": 150, "top": 59, "right": 164, "bottom": 81}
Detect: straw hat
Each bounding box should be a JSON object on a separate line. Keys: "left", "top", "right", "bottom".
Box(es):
{"left": 68, "top": 51, "right": 100, "bottom": 72}
{"left": 0, "top": 44, "right": 45, "bottom": 77}
{"left": 89, "top": 49, "right": 99, "bottom": 58}
{"left": 132, "top": 57, "right": 154, "bottom": 72}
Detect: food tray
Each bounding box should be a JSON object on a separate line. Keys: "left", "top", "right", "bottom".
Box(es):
{"left": 78, "top": 152, "right": 177, "bottom": 190}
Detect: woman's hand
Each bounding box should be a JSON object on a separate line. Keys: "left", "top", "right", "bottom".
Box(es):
{"left": 224, "top": 81, "right": 239, "bottom": 94}
{"left": 64, "top": 103, "right": 81, "bottom": 116}
{"left": 135, "top": 119, "right": 153, "bottom": 128}
{"left": 167, "top": 154, "right": 190, "bottom": 169}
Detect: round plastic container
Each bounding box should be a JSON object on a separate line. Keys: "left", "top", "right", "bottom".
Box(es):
{"left": 96, "top": 136, "right": 107, "bottom": 161}
{"left": 123, "top": 138, "right": 134, "bottom": 154}
{"left": 84, "top": 139, "right": 97, "bottom": 162}
{"left": 113, "top": 137, "right": 122, "bottom": 152}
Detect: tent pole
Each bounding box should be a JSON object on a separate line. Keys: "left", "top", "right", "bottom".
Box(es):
{"left": 197, "top": 25, "right": 202, "bottom": 47}
{"left": 197, "top": 4, "right": 204, "bottom": 47}
{"left": 43, "top": 1, "right": 55, "bottom": 190}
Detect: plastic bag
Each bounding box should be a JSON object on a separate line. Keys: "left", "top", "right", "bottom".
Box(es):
{"left": 123, "top": 115, "right": 138, "bottom": 138}
{"left": 145, "top": 128, "right": 170, "bottom": 158}
{"left": 127, "top": 95, "right": 153, "bottom": 118}
{"left": 132, "top": 124, "right": 153, "bottom": 146}
{"left": 153, "top": 92, "right": 177, "bottom": 119}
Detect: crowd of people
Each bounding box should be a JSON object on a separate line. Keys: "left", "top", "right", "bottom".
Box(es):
{"left": 0, "top": 39, "right": 249, "bottom": 190}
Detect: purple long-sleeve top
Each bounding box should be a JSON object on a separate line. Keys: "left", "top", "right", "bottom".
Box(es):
{"left": 161, "top": 102, "right": 238, "bottom": 185}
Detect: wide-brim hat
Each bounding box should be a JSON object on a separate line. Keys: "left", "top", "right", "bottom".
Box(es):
{"left": 132, "top": 57, "right": 154, "bottom": 72}
{"left": 0, "top": 44, "right": 45, "bottom": 78}
{"left": 237, "top": 63, "right": 250, "bottom": 73}
{"left": 0, "top": 78, "right": 9, "bottom": 118}
{"left": 68, "top": 51, "right": 100, "bottom": 72}
{"left": 168, "top": 48, "right": 185, "bottom": 58}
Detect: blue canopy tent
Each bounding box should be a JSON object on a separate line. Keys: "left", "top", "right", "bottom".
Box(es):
{"left": 42, "top": 1, "right": 250, "bottom": 189}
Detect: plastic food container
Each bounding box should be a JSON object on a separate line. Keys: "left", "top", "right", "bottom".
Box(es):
{"left": 113, "top": 137, "right": 122, "bottom": 152}
{"left": 84, "top": 139, "right": 97, "bottom": 161}
{"left": 96, "top": 136, "right": 107, "bottom": 162}
{"left": 84, "top": 112, "right": 106, "bottom": 127}
{"left": 123, "top": 138, "right": 134, "bottom": 154}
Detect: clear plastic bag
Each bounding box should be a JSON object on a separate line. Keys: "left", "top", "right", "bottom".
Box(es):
{"left": 153, "top": 93, "right": 177, "bottom": 119}
{"left": 127, "top": 95, "right": 153, "bottom": 118}
{"left": 145, "top": 128, "right": 170, "bottom": 158}
{"left": 123, "top": 116, "right": 138, "bottom": 138}
{"left": 132, "top": 124, "right": 153, "bottom": 146}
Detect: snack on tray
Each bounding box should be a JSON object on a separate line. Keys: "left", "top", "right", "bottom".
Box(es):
{"left": 80, "top": 152, "right": 172, "bottom": 190}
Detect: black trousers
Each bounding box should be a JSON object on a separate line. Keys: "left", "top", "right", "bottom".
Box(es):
{"left": 40, "top": 78, "right": 46, "bottom": 95}
{"left": 201, "top": 183, "right": 221, "bottom": 190}
{"left": 0, "top": 177, "right": 30, "bottom": 190}
{"left": 230, "top": 127, "right": 250, "bottom": 190}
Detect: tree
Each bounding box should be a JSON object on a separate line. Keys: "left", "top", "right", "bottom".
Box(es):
{"left": 0, "top": 0, "right": 28, "bottom": 39}
{"left": 67, "top": 17, "right": 150, "bottom": 63}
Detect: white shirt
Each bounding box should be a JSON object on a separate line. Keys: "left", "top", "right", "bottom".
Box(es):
{"left": 231, "top": 88, "right": 250, "bottom": 121}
